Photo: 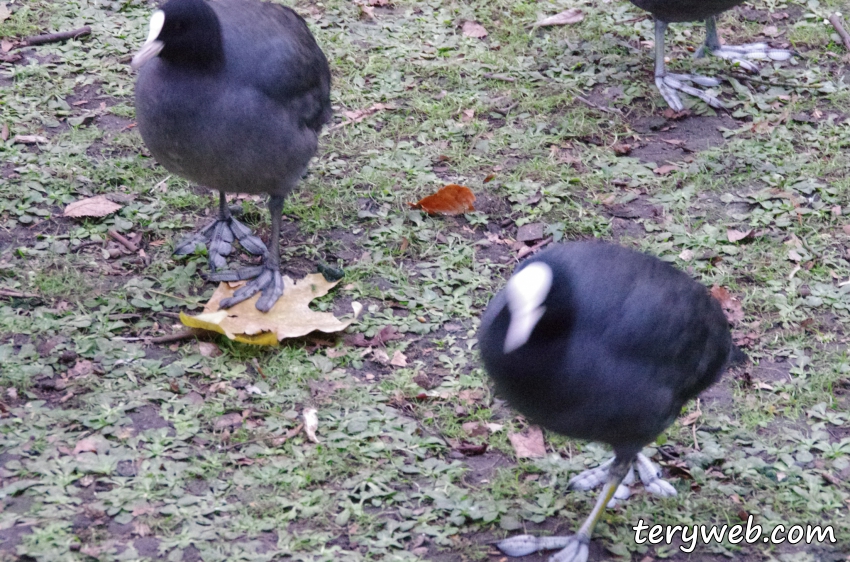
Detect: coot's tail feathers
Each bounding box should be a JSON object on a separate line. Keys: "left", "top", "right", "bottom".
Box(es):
{"left": 728, "top": 344, "right": 748, "bottom": 367}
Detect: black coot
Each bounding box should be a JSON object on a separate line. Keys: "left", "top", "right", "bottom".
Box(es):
{"left": 132, "top": 0, "right": 332, "bottom": 311}
{"left": 479, "top": 242, "right": 737, "bottom": 562}
{"left": 629, "top": 0, "right": 793, "bottom": 110}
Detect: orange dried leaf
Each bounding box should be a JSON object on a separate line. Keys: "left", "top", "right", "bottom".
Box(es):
{"left": 409, "top": 184, "right": 476, "bottom": 215}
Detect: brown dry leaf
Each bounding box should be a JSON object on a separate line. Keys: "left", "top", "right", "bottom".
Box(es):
{"left": 73, "top": 438, "right": 99, "bottom": 455}
{"left": 680, "top": 410, "right": 701, "bottom": 426}
{"left": 461, "top": 108, "right": 475, "bottom": 122}
{"left": 181, "top": 273, "right": 360, "bottom": 346}
{"left": 214, "top": 412, "right": 243, "bottom": 430}
{"left": 710, "top": 285, "right": 745, "bottom": 325}
{"left": 532, "top": 8, "right": 584, "bottom": 27}
{"left": 0, "top": 4, "right": 10, "bottom": 22}
{"left": 612, "top": 143, "right": 631, "bottom": 156}
{"left": 762, "top": 25, "right": 780, "bottom": 37}
{"left": 409, "top": 184, "right": 476, "bottom": 215}
{"left": 843, "top": 225, "right": 850, "bottom": 236}
{"left": 726, "top": 228, "right": 754, "bottom": 243}
{"left": 335, "top": 103, "right": 393, "bottom": 129}
{"left": 389, "top": 350, "right": 408, "bottom": 367}
{"left": 67, "top": 359, "right": 94, "bottom": 378}
{"left": 653, "top": 164, "right": 678, "bottom": 175}
{"left": 461, "top": 20, "right": 488, "bottom": 38}
{"left": 64, "top": 195, "right": 122, "bottom": 218}
{"left": 508, "top": 426, "right": 546, "bottom": 458}
{"left": 462, "top": 421, "right": 489, "bottom": 437}
{"left": 345, "top": 325, "right": 403, "bottom": 347}
{"left": 0, "top": 123, "right": 8, "bottom": 141}
{"left": 198, "top": 342, "right": 222, "bottom": 357}
{"left": 303, "top": 408, "right": 320, "bottom": 443}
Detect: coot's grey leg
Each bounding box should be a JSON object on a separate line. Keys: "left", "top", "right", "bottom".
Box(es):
{"left": 635, "top": 453, "right": 677, "bottom": 497}
{"left": 213, "top": 194, "right": 285, "bottom": 312}
{"left": 173, "top": 190, "right": 267, "bottom": 271}
{"left": 653, "top": 20, "right": 723, "bottom": 111}
{"left": 697, "top": 15, "right": 793, "bottom": 71}
{"left": 496, "top": 456, "right": 633, "bottom": 562}
{"left": 568, "top": 457, "right": 632, "bottom": 506}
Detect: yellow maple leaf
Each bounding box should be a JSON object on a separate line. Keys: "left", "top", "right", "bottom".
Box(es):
{"left": 181, "top": 273, "right": 360, "bottom": 346}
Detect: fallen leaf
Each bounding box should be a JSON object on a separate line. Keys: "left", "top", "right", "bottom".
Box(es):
{"left": 461, "top": 20, "right": 488, "bottom": 38}
{"left": 73, "top": 438, "right": 99, "bottom": 455}
{"left": 454, "top": 441, "right": 488, "bottom": 455}
{"left": 409, "top": 184, "right": 476, "bottom": 215}
{"left": 483, "top": 173, "right": 496, "bottom": 183}
{"left": 509, "top": 426, "right": 546, "bottom": 458}
{"left": 389, "top": 350, "right": 407, "bottom": 367}
{"left": 214, "top": 412, "right": 243, "bottom": 430}
{"left": 612, "top": 143, "right": 631, "bottom": 156}
{"left": 762, "top": 25, "right": 780, "bottom": 37}
{"left": 303, "top": 408, "right": 320, "bottom": 443}
{"left": 843, "top": 225, "right": 850, "bottom": 236}
{"left": 14, "top": 135, "right": 48, "bottom": 144}
{"left": 345, "top": 325, "right": 403, "bottom": 347}
{"left": 0, "top": 40, "right": 13, "bottom": 53}
{"left": 0, "top": 123, "right": 8, "bottom": 141}
{"left": 370, "top": 348, "right": 390, "bottom": 363}
{"left": 355, "top": 1, "right": 375, "bottom": 20}
{"left": 181, "top": 273, "right": 360, "bottom": 345}
{"left": 461, "top": 108, "right": 475, "bottom": 122}
{"left": 680, "top": 410, "right": 701, "bottom": 425}
{"left": 653, "top": 164, "right": 678, "bottom": 175}
{"left": 532, "top": 8, "right": 584, "bottom": 27}
{"left": 64, "top": 195, "right": 122, "bottom": 218}
{"left": 462, "top": 421, "right": 489, "bottom": 437}
{"left": 334, "top": 103, "right": 393, "bottom": 128}
{"left": 788, "top": 249, "right": 802, "bottom": 262}
{"left": 67, "top": 359, "right": 94, "bottom": 378}
{"left": 710, "top": 285, "right": 744, "bottom": 325}
{"left": 726, "top": 228, "right": 754, "bottom": 243}
{"left": 198, "top": 342, "right": 221, "bottom": 357}
{"left": 0, "top": 5, "right": 10, "bottom": 23}
{"left": 679, "top": 249, "right": 694, "bottom": 261}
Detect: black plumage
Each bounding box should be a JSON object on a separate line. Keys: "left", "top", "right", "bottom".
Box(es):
{"left": 132, "top": 0, "right": 331, "bottom": 311}
{"left": 479, "top": 242, "right": 737, "bottom": 562}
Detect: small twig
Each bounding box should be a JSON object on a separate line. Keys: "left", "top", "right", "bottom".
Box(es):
{"left": 157, "top": 311, "right": 182, "bottom": 319}
{"left": 107, "top": 229, "right": 139, "bottom": 253}
{"left": 19, "top": 26, "right": 91, "bottom": 48}
{"left": 492, "top": 102, "right": 519, "bottom": 116}
{"left": 483, "top": 72, "right": 516, "bottom": 83}
{"left": 113, "top": 328, "right": 207, "bottom": 344}
{"left": 575, "top": 94, "right": 624, "bottom": 116}
{"left": 829, "top": 14, "right": 850, "bottom": 51}
{"left": 0, "top": 288, "right": 39, "bottom": 299}
{"left": 71, "top": 240, "right": 103, "bottom": 253}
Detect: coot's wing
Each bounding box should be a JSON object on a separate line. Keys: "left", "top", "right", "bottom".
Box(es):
{"left": 212, "top": 0, "right": 332, "bottom": 131}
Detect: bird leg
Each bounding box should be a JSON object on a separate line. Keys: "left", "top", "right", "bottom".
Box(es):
{"left": 653, "top": 19, "right": 723, "bottom": 111}
{"left": 173, "top": 190, "right": 267, "bottom": 271}
{"left": 567, "top": 457, "right": 633, "bottom": 506}
{"left": 210, "top": 194, "right": 285, "bottom": 312}
{"left": 568, "top": 453, "right": 676, "bottom": 503}
{"left": 496, "top": 456, "right": 632, "bottom": 562}
{"left": 696, "top": 16, "right": 794, "bottom": 72}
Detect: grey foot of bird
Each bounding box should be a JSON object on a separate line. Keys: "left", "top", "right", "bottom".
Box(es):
{"left": 656, "top": 73, "right": 723, "bottom": 111}
{"left": 210, "top": 260, "right": 283, "bottom": 312}
{"left": 173, "top": 216, "right": 267, "bottom": 271}
{"left": 568, "top": 458, "right": 633, "bottom": 507}
{"left": 568, "top": 453, "right": 675, "bottom": 503}
{"left": 697, "top": 42, "right": 794, "bottom": 72}
{"left": 496, "top": 534, "right": 589, "bottom": 562}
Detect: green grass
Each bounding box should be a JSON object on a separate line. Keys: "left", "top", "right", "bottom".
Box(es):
{"left": 1, "top": 0, "right": 849, "bottom": 560}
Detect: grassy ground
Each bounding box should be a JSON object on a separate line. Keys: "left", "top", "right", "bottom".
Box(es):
{"left": 1, "top": 0, "right": 849, "bottom": 560}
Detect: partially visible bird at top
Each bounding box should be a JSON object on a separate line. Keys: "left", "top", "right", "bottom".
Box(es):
{"left": 628, "top": 0, "right": 795, "bottom": 110}
{"left": 132, "top": 0, "right": 332, "bottom": 311}
{"left": 478, "top": 242, "right": 742, "bottom": 562}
